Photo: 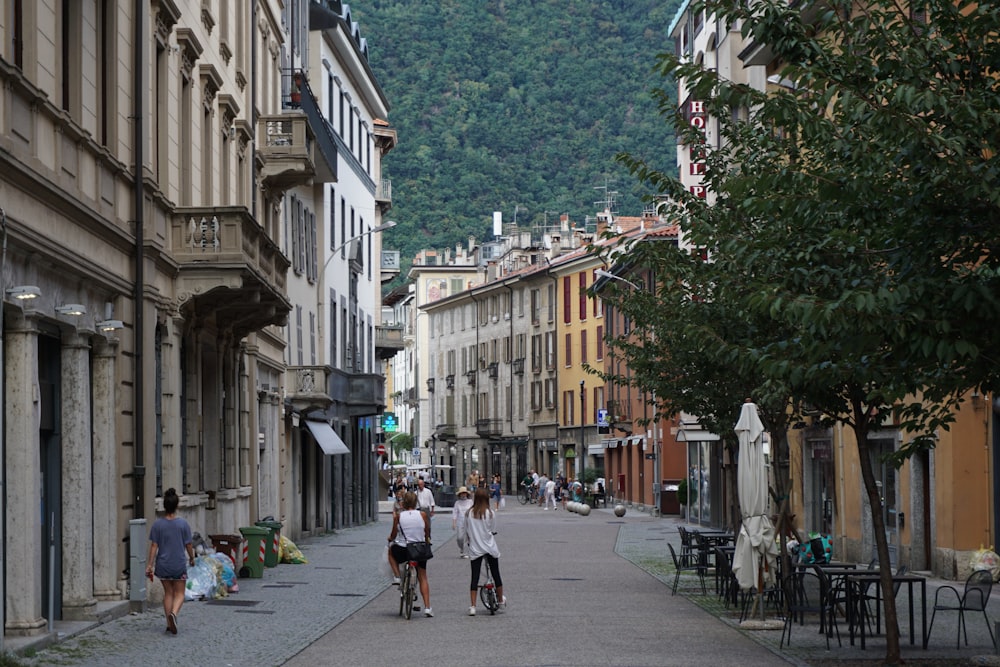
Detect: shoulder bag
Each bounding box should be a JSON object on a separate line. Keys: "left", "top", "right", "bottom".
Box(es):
{"left": 399, "top": 520, "right": 434, "bottom": 561}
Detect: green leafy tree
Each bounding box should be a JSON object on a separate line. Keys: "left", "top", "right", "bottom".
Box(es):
{"left": 615, "top": 1, "right": 1000, "bottom": 662}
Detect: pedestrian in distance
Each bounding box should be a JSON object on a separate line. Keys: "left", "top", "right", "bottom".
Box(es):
{"left": 490, "top": 474, "right": 502, "bottom": 510}
{"left": 452, "top": 486, "right": 474, "bottom": 558}
{"left": 461, "top": 487, "right": 506, "bottom": 616}
{"left": 415, "top": 476, "right": 436, "bottom": 538}
{"left": 544, "top": 477, "right": 557, "bottom": 510}
{"left": 145, "top": 487, "right": 195, "bottom": 635}
{"left": 387, "top": 491, "right": 434, "bottom": 617}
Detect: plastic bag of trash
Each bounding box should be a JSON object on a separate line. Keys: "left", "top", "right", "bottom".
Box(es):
{"left": 211, "top": 552, "right": 237, "bottom": 589}
{"left": 185, "top": 557, "right": 218, "bottom": 600}
{"left": 280, "top": 535, "right": 308, "bottom": 564}
{"left": 379, "top": 545, "right": 393, "bottom": 578}
{"left": 970, "top": 545, "right": 1000, "bottom": 581}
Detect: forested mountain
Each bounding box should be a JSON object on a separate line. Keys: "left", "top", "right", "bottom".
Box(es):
{"left": 352, "top": 1, "right": 682, "bottom": 275}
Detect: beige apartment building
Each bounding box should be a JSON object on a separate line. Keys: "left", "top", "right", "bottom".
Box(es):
{"left": 0, "top": 0, "right": 394, "bottom": 643}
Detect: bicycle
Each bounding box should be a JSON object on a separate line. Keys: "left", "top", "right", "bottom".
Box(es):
{"left": 398, "top": 558, "right": 419, "bottom": 619}
{"left": 478, "top": 568, "right": 500, "bottom": 614}
{"left": 518, "top": 482, "right": 537, "bottom": 505}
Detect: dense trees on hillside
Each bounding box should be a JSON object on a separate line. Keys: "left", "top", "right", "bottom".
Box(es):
{"left": 354, "top": 1, "right": 681, "bottom": 275}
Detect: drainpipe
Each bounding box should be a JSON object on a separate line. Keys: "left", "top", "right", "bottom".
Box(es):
{"left": 132, "top": 0, "right": 146, "bottom": 518}
{"left": 0, "top": 207, "right": 7, "bottom": 653}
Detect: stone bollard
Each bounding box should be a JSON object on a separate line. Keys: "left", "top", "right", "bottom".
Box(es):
{"left": 614, "top": 504, "right": 627, "bottom": 517}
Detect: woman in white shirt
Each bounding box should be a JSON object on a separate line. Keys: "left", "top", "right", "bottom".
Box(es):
{"left": 387, "top": 491, "right": 433, "bottom": 617}
{"left": 452, "top": 486, "right": 474, "bottom": 558}
{"left": 461, "top": 487, "right": 506, "bottom": 615}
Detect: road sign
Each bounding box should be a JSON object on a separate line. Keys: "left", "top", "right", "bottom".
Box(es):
{"left": 597, "top": 408, "right": 609, "bottom": 427}
{"left": 376, "top": 444, "right": 386, "bottom": 456}
{"left": 412, "top": 448, "right": 421, "bottom": 461}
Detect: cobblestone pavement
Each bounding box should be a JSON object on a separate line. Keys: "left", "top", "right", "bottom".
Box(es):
{"left": 7, "top": 502, "right": 998, "bottom": 666}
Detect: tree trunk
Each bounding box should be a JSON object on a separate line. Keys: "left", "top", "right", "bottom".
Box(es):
{"left": 854, "top": 418, "right": 902, "bottom": 664}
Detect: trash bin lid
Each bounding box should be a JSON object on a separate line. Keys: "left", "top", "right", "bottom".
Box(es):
{"left": 239, "top": 526, "right": 269, "bottom": 536}
{"left": 254, "top": 520, "right": 283, "bottom": 529}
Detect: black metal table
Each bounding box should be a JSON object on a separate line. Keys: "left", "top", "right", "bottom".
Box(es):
{"left": 845, "top": 572, "right": 927, "bottom": 649}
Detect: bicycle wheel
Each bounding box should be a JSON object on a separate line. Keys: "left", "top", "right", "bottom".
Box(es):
{"left": 398, "top": 565, "right": 407, "bottom": 617}
{"left": 480, "top": 583, "right": 499, "bottom": 614}
{"left": 519, "top": 488, "right": 529, "bottom": 505}
{"left": 404, "top": 567, "right": 415, "bottom": 620}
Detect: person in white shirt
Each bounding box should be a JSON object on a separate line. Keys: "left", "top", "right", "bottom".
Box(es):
{"left": 415, "top": 477, "right": 435, "bottom": 537}
{"left": 387, "top": 491, "right": 433, "bottom": 617}
{"left": 451, "top": 486, "right": 474, "bottom": 558}
{"left": 544, "top": 478, "right": 557, "bottom": 510}
{"left": 460, "top": 487, "right": 506, "bottom": 615}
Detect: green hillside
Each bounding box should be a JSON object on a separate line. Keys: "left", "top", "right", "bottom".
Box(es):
{"left": 353, "top": 1, "right": 682, "bottom": 274}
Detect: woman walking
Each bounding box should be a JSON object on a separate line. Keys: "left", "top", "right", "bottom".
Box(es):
{"left": 387, "top": 491, "right": 434, "bottom": 617}
{"left": 490, "top": 474, "right": 502, "bottom": 510}
{"left": 452, "top": 486, "right": 474, "bottom": 558}
{"left": 461, "top": 487, "right": 506, "bottom": 615}
{"left": 145, "top": 488, "right": 195, "bottom": 634}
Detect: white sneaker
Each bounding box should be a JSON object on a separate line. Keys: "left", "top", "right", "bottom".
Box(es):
{"left": 391, "top": 577, "right": 400, "bottom": 585}
{"left": 468, "top": 606, "right": 476, "bottom": 616}
{"left": 500, "top": 595, "right": 508, "bottom": 609}
{"left": 424, "top": 607, "right": 434, "bottom": 617}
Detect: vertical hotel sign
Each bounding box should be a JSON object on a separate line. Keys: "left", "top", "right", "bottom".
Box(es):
{"left": 685, "top": 99, "right": 707, "bottom": 198}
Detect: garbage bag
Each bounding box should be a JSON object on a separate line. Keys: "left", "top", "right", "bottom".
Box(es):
{"left": 379, "top": 545, "right": 393, "bottom": 578}
{"left": 280, "top": 535, "right": 308, "bottom": 564}
{"left": 971, "top": 545, "right": 1000, "bottom": 582}
{"left": 211, "top": 552, "right": 237, "bottom": 589}
{"left": 185, "top": 557, "right": 218, "bottom": 600}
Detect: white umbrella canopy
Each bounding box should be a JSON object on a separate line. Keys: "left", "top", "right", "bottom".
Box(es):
{"left": 731, "top": 401, "right": 779, "bottom": 598}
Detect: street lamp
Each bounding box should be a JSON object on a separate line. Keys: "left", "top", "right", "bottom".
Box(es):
{"left": 316, "top": 219, "right": 398, "bottom": 350}
{"left": 594, "top": 268, "right": 639, "bottom": 290}
{"left": 593, "top": 267, "right": 661, "bottom": 515}
{"left": 579, "top": 380, "right": 586, "bottom": 493}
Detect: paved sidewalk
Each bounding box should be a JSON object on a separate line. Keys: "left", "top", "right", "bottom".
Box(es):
{"left": 6, "top": 501, "right": 998, "bottom": 666}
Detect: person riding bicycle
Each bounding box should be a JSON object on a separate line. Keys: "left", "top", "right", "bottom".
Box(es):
{"left": 387, "top": 491, "right": 434, "bottom": 617}
{"left": 461, "top": 487, "right": 506, "bottom": 616}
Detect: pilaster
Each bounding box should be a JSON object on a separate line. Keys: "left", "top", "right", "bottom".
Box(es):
{"left": 92, "top": 336, "right": 121, "bottom": 600}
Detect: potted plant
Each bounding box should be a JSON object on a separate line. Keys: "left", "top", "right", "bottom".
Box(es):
{"left": 290, "top": 74, "right": 302, "bottom": 105}
{"left": 677, "top": 478, "right": 697, "bottom": 517}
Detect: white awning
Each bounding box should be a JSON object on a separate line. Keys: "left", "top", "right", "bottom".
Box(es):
{"left": 588, "top": 444, "right": 605, "bottom": 456}
{"left": 305, "top": 420, "right": 350, "bottom": 456}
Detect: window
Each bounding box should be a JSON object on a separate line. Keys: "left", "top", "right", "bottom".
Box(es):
{"left": 329, "top": 186, "right": 336, "bottom": 250}
{"left": 596, "top": 325, "right": 604, "bottom": 360}
{"left": 544, "top": 379, "right": 556, "bottom": 408}
{"left": 295, "top": 306, "right": 303, "bottom": 365}
{"left": 545, "top": 331, "right": 556, "bottom": 370}
{"left": 578, "top": 271, "right": 587, "bottom": 320}
{"left": 531, "top": 334, "right": 542, "bottom": 373}
{"left": 581, "top": 329, "right": 588, "bottom": 364}
{"left": 563, "top": 276, "right": 571, "bottom": 323}
{"left": 565, "top": 333, "right": 572, "bottom": 367}
{"left": 530, "top": 289, "right": 540, "bottom": 324}
{"left": 547, "top": 284, "right": 556, "bottom": 322}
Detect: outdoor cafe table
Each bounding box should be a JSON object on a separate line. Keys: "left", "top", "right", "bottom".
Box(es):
{"left": 845, "top": 572, "right": 927, "bottom": 650}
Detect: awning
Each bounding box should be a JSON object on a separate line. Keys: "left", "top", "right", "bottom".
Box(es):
{"left": 305, "top": 420, "right": 350, "bottom": 456}
{"left": 588, "top": 444, "right": 605, "bottom": 456}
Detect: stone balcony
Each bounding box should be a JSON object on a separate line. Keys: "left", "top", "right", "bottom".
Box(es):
{"left": 286, "top": 365, "right": 334, "bottom": 412}
{"left": 171, "top": 206, "right": 291, "bottom": 337}
{"left": 375, "top": 324, "right": 404, "bottom": 360}
{"left": 257, "top": 113, "right": 320, "bottom": 191}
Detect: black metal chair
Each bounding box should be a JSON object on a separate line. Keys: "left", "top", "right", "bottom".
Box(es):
{"left": 780, "top": 568, "right": 841, "bottom": 649}
{"left": 928, "top": 569, "right": 996, "bottom": 649}
{"left": 667, "top": 542, "right": 707, "bottom": 596}
{"left": 677, "top": 526, "right": 696, "bottom": 557}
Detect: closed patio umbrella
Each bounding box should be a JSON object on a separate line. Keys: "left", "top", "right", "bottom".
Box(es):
{"left": 732, "top": 401, "right": 779, "bottom": 616}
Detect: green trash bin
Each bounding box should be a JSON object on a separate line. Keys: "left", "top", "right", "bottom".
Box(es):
{"left": 255, "top": 519, "right": 283, "bottom": 567}
{"left": 238, "top": 526, "right": 268, "bottom": 579}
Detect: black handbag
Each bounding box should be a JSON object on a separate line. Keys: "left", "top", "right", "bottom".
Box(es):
{"left": 399, "top": 522, "right": 434, "bottom": 561}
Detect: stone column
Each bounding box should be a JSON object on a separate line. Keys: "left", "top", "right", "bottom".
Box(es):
{"left": 5, "top": 312, "right": 46, "bottom": 636}
{"left": 61, "top": 331, "right": 97, "bottom": 619}
{"left": 91, "top": 336, "right": 120, "bottom": 600}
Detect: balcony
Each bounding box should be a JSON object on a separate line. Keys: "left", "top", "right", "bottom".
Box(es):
{"left": 376, "top": 178, "right": 392, "bottom": 207}
{"left": 280, "top": 70, "right": 337, "bottom": 183}
{"left": 286, "top": 365, "right": 333, "bottom": 411}
{"left": 445, "top": 374, "right": 455, "bottom": 390}
{"left": 171, "top": 206, "right": 291, "bottom": 337}
{"left": 512, "top": 358, "right": 525, "bottom": 375}
{"left": 475, "top": 419, "right": 503, "bottom": 439}
{"left": 466, "top": 370, "right": 477, "bottom": 386}
{"left": 375, "top": 324, "right": 404, "bottom": 360}
{"left": 488, "top": 362, "right": 499, "bottom": 381}
{"left": 434, "top": 423, "right": 458, "bottom": 443}
{"left": 257, "top": 113, "right": 319, "bottom": 191}
{"left": 328, "top": 369, "right": 386, "bottom": 417}
{"left": 380, "top": 250, "right": 400, "bottom": 284}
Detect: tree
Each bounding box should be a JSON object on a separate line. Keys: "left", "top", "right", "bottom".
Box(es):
{"left": 616, "top": 1, "right": 1000, "bottom": 663}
